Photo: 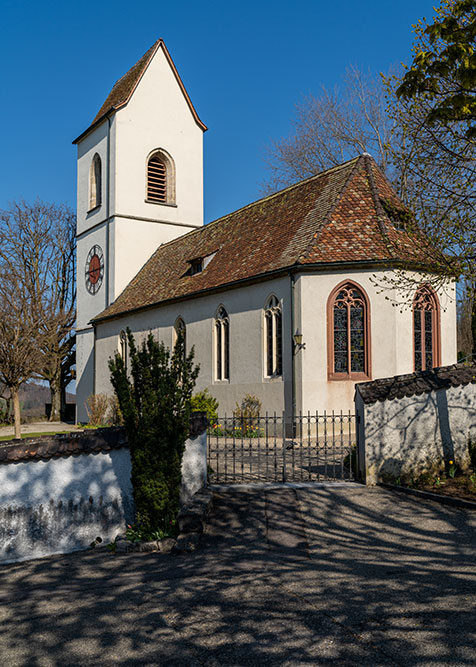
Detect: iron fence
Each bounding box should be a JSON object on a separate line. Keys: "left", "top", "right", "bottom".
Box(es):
{"left": 207, "top": 411, "right": 356, "bottom": 484}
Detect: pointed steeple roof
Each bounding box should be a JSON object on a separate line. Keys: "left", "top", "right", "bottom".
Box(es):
{"left": 73, "top": 39, "right": 206, "bottom": 144}
{"left": 93, "top": 155, "right": 437, "bottom": 323}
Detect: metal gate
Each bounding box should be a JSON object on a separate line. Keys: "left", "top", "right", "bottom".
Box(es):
{"left": 207, "top": 411, "right": 356, "bottom": 484}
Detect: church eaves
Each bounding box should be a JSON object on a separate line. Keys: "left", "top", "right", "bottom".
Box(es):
{"left": 73, "top": 39, "right": 207, "bottom": 145}
{"left": 92, "top": 155, "right": 437, "bottom": 323}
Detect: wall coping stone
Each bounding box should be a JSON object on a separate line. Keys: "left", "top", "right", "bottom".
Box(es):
{"left": 356, "top": 364, "right": 476, "bottom": 405}
{"left": 0, "top": 427, "right": 127, "bottom": 464}
{"left": 0, "top": 411, "right": 208, "bottom": 465}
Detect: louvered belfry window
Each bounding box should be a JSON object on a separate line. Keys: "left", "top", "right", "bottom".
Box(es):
{"left": 147, "top": 155, "right": 167, "bottom": 203}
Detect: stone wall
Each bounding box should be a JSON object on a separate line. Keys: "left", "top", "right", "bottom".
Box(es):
{"left": 0, "top": 414, "right": 208, "bottom": 564}
{"left": 355, "top": 365, "right": 476, "bottom": 485}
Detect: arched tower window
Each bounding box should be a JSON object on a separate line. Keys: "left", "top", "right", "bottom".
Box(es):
{"left": 174, "top": 317, "right": 186, "bottom": 359}
{"left": 89, "top": 153, "right": 102, "bottom": 210}
{"left": 215, "top": 306, "right": 230, "bottom": 381}
{"left": 328, "top": 282, "right": 370, "bottom": 380}
{"left": 119, "top": 330, "right": 127, "bottom": 372}
{"left": 146, "top": 149, "right": 176, "bottom": 205}
{"left": 413, "top": 285, "right": 440, "bottom": 371}
{"left": 264, "top": 296, "right": 282, "bottom": 377}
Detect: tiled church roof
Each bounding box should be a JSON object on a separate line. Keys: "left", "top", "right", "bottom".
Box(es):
{"left": 73, "top": 40, "right": 206, "bottom": 144}
{"left": 94, "top": 155, "right": 436, "bottom": 323}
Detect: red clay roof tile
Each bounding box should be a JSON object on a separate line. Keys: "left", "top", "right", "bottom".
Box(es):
{"left": 94, "top": 155, "right": 435, "bottom": 322}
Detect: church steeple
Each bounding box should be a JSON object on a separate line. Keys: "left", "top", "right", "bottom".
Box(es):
{"left": 74, "top": 40, "right": 206, "bottom": 422}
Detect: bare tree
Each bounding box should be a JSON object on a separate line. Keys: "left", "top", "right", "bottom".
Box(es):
{"left": 263, "top": 62, "right": 476, "bottom": 356}
{"left": 0, "top": 269, "right": 42, "bottom": 438}
{"left": 0, "top": 382, "right": 12, "bottom": 424}
{"left": 263, "top": 66, "right": 396, "bottom": 193}
{"left": 0, "top": 201, "right": 76, "bottom": 422}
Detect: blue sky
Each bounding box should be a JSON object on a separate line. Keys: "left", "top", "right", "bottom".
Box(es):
{"left": 0, "top": 0, "right": 437, "bottom": 223}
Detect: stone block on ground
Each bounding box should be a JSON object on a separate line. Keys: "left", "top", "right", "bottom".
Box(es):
{"left": 138, "top": 540, "right": 159, "bottom": 552}
{"left": 173, "top": 533, "right": 201, "bottom": 553}
{"left": 177, "top": 509, "right": 204, "bottom": 534}
{"left": 158, "top": 537, "right": 176, "bottom": 553}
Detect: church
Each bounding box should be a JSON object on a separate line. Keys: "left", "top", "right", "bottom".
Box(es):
{"left": 74, "top": 39, "right": 457, "bottom": 424}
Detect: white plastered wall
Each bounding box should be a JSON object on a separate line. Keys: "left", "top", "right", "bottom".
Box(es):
{"left": 298, "top": 270, "right": 457, "bottom": 414}
{"left": 90, "top": 269, "right": 457, "bottom": 421}
{"left": 94, "top": 277, "right": 291, "bottom": 417}
{"left": 75, "top": 44, "right": 204, "bottom": 420}
{"left": 114, "top": 46, "right": 203, "bottom": 227}
{"left": 111, "top": 46, "right": 203, "bottom": 296}
{"left": 76, "top": 121, "right": 116, "bottom": 423}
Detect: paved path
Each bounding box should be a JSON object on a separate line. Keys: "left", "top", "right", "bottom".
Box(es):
{"left": 0, "top": 485, "right": 475, "bottom": 666}
{"left": 0, "top": 421, "right": 81, "bottom": 438}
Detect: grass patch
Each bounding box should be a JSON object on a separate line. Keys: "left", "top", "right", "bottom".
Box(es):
{"left": 0, "top": 431, "right": 73, "bottom": 442}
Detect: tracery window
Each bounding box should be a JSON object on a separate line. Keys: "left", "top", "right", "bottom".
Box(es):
{"left": 328, "top": 282, "right": 370, "bottom": 379}
{"left": 89, "top": 153, "right": 102, "bottom": 210}
{"left": 174, "top": 317, "right": 186, "bottom": 359}
{"left": 264, "top": 296, "right": 282, "bottom": 377}
{"left": 146, "top": 149, "right": 176, "bottom": 205}
{"left": 215, "top": 306, "right": 230, "bottom": 381}
{"left": 413, "top": 286, "right": 440, "bottom": 371}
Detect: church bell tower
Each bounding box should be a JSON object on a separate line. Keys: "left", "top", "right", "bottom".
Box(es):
{"left": 73, "top": 39, "right": 206, "bottom": 422}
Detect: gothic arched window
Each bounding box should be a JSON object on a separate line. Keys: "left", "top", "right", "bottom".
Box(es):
{"left": 264, "top": 296, "right": 282, "bottom": 377}
{"left": 413, "top": 286, "right": 440, "bottom": 371}
{"left": 174, "top": 317, "right": 186, "bottom": 359}
{"left": 89, "top": 153, "right": 102, "bottom": 210}
{"left": 215, "top": 306, "right": 229, "bottom": 381}
{"left": 119, "top": 330, "right": 127, "bottom": 372}
{"left": 328, "top": 282, "right": 370, "bottom": 380}
{"left": 146, "top": 149, "right": 176, "bottom": 205}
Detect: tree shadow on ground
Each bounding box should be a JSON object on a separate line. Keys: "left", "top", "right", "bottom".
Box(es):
{"left": 0, "top": 485, "right": 474, "bottom": 665}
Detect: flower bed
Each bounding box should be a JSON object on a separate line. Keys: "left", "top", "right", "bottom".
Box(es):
{"left": 394, "top": 465, "right": 476, "bottom": 503}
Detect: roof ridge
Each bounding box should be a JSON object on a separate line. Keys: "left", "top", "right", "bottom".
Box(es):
{"left": 296, "top": 155, "right": 364, "bottom": 264}
{"left": 109, "top": 38, "right": 161, "bottom": 92}
{"left": 141, "top": 156, "right": 363, "bottom": 256}
{"left": 73, "top": 39, "right": 206, "bottom": 144}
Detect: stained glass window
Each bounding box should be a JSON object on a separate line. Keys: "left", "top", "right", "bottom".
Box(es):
{"left": 331, "top": 283, "right": 368, "bottom": 377}
{"left": 413, "top": 286, "right": 439, "bottom": 371}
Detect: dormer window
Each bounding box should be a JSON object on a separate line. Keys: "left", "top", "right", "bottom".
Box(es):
{"left": 187, "top": 250, "right": 217, "bottom": 276}
{"left": 146, "top": 148, "right": 176, "bottom": 205}
{"left": 190, "top": 259, "right": 203, "bottom": 275}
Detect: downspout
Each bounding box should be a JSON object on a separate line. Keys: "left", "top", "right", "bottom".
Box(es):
{"left": 289, "top": 270, "right": 296, "bottom": 435}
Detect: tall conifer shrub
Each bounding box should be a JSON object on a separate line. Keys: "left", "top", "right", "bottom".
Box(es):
{"left": 109, "top": 329, "right": 199, "bottom": 535}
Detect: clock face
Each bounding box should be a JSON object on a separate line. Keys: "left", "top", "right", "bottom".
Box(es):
{"left": 85, "top": 245, "right": 104, "bottom": 295}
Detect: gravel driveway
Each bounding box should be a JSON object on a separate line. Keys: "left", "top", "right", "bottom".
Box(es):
{"left": 0, "top": 484, "right": 475, "bottom": 666}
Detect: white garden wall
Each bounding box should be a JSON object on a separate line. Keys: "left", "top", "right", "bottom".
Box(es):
{"left": 0, "top": 417, "right": 208, "bottom": 564}
{"left": 356, "top": 365, "right": 476, "bottom": 485}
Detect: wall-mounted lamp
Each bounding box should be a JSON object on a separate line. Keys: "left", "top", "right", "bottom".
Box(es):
{"left": 293, "top": 329, "right": 306, "bottom": 352}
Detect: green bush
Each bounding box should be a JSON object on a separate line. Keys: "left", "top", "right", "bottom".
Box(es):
{"left": 109, "top": 328, "right": 199, "bottom": 538}
{"left": 469, "top": 438, "right": 476, "bottom": 470}
{"left": 190, "top": 388, "right": 219, "bottom": 426}
{"left": 233, "top": 393, "right": 262, "bottom": 430}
